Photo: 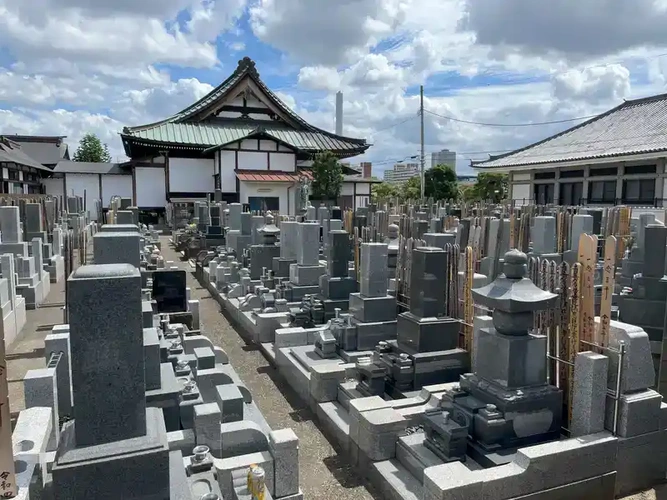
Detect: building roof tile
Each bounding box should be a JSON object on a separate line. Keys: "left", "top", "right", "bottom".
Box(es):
{"left": 236, "top": 170, "right": 312, "bottom": 183}
{"left": 122, "top": 57, "right": 368, "bottom": 157}
{"left": 475, "top": 93, "right": 667, "bottom": 170}
{"left": 53, "top": 160, "right": 125, "bottom": 174}
{"left": 0, "top": 139, "right": 52, "bottom": 171}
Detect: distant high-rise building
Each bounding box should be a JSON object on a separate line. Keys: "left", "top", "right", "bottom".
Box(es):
{"left": 335, "top": 91, "right": 344, "bottom": 136}
{"left": 383, "top": 163, "right": 419, "bottom": 184}
{"left": 431, "top": 149, "right": 457, "bottom": 171}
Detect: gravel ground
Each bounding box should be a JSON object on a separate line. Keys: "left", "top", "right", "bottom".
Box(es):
{"left": 5, "top": 235, "right": 663, "bottom": 499}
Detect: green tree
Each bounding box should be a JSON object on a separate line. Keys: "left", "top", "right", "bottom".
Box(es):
{"left": 460, "top": 183, "right": 478, "bottom": 202}
{"left": 73, "top": 133, "right": 112, "bottom": 163}
{"left": 400, "top": 175, "right": 421, "bottom": 201}
{"left": 310, "top": 151, "right": 343, "bottom": 200}
{"left": 469, "top": 172, "right": 509, "bottom": 203}
{"left": 424, "top": 164, "right": 459, "bottom": 201}
{"left": 371, "top": 182, "right": 397, "bottom": 200}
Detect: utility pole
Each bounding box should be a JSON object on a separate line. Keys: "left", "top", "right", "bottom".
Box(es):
{"left": 419, "top": 85, "right": 425, "bottom": 202}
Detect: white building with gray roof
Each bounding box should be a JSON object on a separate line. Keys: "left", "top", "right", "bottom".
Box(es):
{"left": 473, "top": 93, "right": 667, "bottom": 207}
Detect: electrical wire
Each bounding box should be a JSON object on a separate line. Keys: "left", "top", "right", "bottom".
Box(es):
{"left": 423, "top": 109, "right": 598, "bottom": 127}
{"left": 372, "top": 114, "right": 419, "bottom": 132}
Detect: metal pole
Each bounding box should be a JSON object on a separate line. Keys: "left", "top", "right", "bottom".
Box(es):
{"left": 420, "top": 85, "right": 425, "bottom": 203}
{"left": 613, "top": 341, "right": 626, "bottom": 436}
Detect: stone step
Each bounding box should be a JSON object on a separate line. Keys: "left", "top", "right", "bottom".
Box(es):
{"left": 370, "top": 458, "right": 422, "bottom": 500}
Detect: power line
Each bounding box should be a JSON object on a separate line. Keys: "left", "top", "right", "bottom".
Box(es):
{"left": 372, "top": 114, "right": 418, "bottom": 132}
{"left": 423, "top": 109, "right": 598, "bottom": 127}
{"left": 369, "top": 128, "right": 667, "bottom": 167}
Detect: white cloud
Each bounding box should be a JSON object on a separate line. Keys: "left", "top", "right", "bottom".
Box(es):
{"left": 551, "top": 65, "right": 632, "bottom": 104}
{"left": 249, "top": 0, "right": 406, "bottom": 65}
{"left": 0, "top": 0, "right": 246, "bottom": 69}
{"left": 187, "top": 0, "right": 247, "bottom": 43}
{"left": 120, "top": 79, "right": 215, "bottom": 123}
{"left": 462, "top": 0, "right": 667, "bottom": 60}
{"left": 1, "top": 0, "right": 667, "bottom": 180}
{"left": 298, "top": 66, "right": 342, "bottom": 92}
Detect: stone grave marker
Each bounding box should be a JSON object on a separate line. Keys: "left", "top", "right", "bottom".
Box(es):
{"left": 152, "top": 269, "right": 187, "bottom": 313}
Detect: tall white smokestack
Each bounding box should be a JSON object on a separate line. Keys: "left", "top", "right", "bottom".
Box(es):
{"left": 335, "top": 91, "right": 343, "bottom": 136}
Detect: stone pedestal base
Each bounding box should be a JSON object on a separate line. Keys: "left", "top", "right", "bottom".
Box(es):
{"left": 52, "top": 408, "right": 171, "bottom": 500}
{"left": 289, "top": 263, "right": 326, "bottom": 286}
{"left": 458, "top": 373, "right": 563, "bottom": 449}
{"left": 203, "top": 234, "right": 226, "bottom": 249}
{"left": 352, "top": 319, "right": 397, "bottom": 351}
{"left": 474, "top": 327, "right": 547, "bottom": 389}
{"left": 284, "top": 283, "right": 320, "bottom": 302}
{"left": 273, "top": 257, "right": 296, "bottom": 278}
{"left": 396, "top": 312, "right": 459, "bottom": 353}
{"left": 249, "top": 244, "right": 280, "bottom": 279}
{"left": 17, "top": 280, "right": 43, "bottom": 310}
{"left": 349, "top": 293, "right": 396, "bottom": 323}
{"left": 319, "top": 275, "right": 357, "bottom": 300}
{"left": 0, "top": 242, "right": 29, "bottom": 257}
{"left": 322, "top": 299, "right": 350, "bottom": 322}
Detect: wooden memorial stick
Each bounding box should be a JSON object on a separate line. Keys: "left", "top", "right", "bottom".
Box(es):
{"left": 557, "top": 262, "right": 571, "bottom": 410}
{"left": 0, "top": 331, "right": 17, "bottom": 498}
{"left": 567, "top": 262, "right": 583, "bottom": 426}
{"left": 579, "top": 234, "right": 598, "bottom": 346}
{"left": 547, "top": 260, "right": 558, "bottom": 384}
{"left": 538, "top": 259, "right": 549, "bottom": 335}
{"left": 518, "top": 214, "right": 526, "bottom": 252}
{"left": 463, "top": 246, "right": 474, "bottom": 352}
{"left": 509, "top": 210, "right": 516, "bottom": 248}
{"left": 556, "top": 212, "right": 564, "bottom": 253}
{"left": 618, "top": 207, "right": 631, "bottom": 260}
{"left": 598, "top": 236, "right": 617, "bottom": 348}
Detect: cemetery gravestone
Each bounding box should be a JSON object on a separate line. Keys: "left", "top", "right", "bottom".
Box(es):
{"left": 152, "top": 269, "right": 187, "bottom": 314}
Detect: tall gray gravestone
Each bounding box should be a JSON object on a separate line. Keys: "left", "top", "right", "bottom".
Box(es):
{"left": 0, "top": 206, "right": 22, "bottom": 243}
{"left": 620, "top": 213, "right": 658, "bottom": 286}
{"left": 51, "top": 264, "right": 174, "bottom": 500}
{"left": 319, "top": 230, "right": 356, "bottom": 320}
{"left": 93, "top": 232, "right": 141, "bottom": 268}
{"left": 68, "top": 264, "right": 146, "bottom": 444}
{"left": 273, "top": 220, "right": 298, "bottom": 277}
{"left": 285, "top": 222, "right": 326, "bottom": 301}
{"left": 25, "top": 203, "right": 48, "bottom": 242}
{"left": 347, "top": 242, "right": 397, "bottom": 350}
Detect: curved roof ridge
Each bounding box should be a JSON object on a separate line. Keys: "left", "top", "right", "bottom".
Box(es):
{"left": 122, "top": 57, "right": 368, "bottom": 150}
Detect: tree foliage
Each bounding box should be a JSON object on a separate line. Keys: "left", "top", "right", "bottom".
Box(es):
{"left": 400, "top": 175, "right": 421, "bottom": 201}
{"left": 460, "top": 183, "right": 478, "bottom": 202}
{"left": 310, "top": 151, "right": 343, "bottom": 200}
{"left": 73, "top": 133, "right": 112, "bottom": 163}
{"left": 424, "top": 164, "right": 459, "bottom": 201}
{"left": 371, "top": 182, "right": 398, "bottom": 200}
{"left": 465, "top": 172, "right": 509, "bottom": 203}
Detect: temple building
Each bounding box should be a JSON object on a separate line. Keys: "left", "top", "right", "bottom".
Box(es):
{"left": 0, "top": 136, "right": 54, "bottom": 194}
{"left": 121, "top": 57, "right": 374, "bottom": 214}
{"left": 473, "top": 92, "right": 667, "bottom": 207}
